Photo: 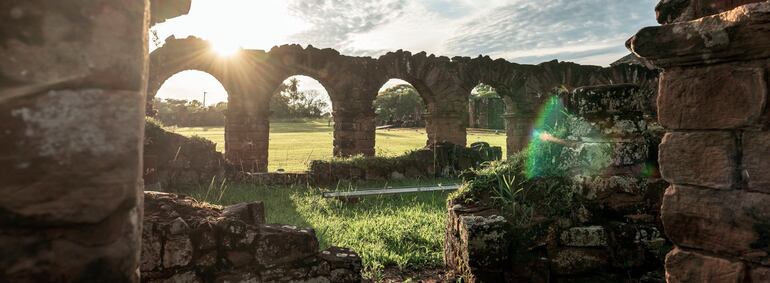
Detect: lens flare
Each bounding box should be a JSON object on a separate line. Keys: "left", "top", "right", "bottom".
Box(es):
{"left": 523, "top": 96, "right": 616, "bottom": 179}
{"left": 525, "top": 96, "right": 567, "bottom": 179}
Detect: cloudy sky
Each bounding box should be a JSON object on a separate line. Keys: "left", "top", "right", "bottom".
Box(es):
{"left": 152, "top": 0, "right": 658, "bottom": 106}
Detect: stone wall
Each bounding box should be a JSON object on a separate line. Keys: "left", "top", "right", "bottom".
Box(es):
{"left": 563, "top": 84, "right": 661, "bottom": 177}
{"left": 445, "top": 177, "right": 669, "bottom": 282}
{"left": 444, "top": 84, "right": 668, "bottom": 282}
{"left": 308, "top": 142, "right": 502, "bottom": 186}
{"left": 0, "top": 1, "right": 186, "bottom": 281}
{"left": 629, "top": 1, "right": 770, "bottom": 281}
{"left": 144, "top": 119, "right": 226, "bottom": 191}
{"left": 142, "top": 192, "right": 362, "bottom": 282}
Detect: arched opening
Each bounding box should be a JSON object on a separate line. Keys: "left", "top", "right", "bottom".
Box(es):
{"left": 154, "top": 70, "right": 228, "bottom": 152}
{"left": 268, "top": 75, "right": 333, "bottom": 172}
{"left": 373, "top": 78, "right": 429, "bottom": 156}
{"left": 467, "top": 83, "right": 507, "bottom": 157}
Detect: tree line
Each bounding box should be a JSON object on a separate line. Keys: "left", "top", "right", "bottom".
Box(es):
{"left": 154, "top": 80, "right": 447, "bottom": 128}
{"left": 154, "top": 78, "right": 330, "bottom": 127}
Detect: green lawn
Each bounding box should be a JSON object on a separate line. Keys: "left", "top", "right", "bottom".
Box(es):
{"left": 188, "top": 179, "right": 453, "bottom": 278}
{"left": 168, "top": 120, "right": 507, "bottom": 171}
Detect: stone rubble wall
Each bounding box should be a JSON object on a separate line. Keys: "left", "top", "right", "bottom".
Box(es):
{"left": 142, "top": 192, "right": 362, "bottom": 283}
{"left": 444, "top": 83, "right": 669, "bottom": 282}
{"left": 445, "top": 177, "right": 670, "bottom": 283}
{"left": 629, "top": 1, "right": 770, "bottom": 281}
{"left": 563, "top": 83, "right": 662, "bottom": 177}
{"left": 307, "top": 143, "right": 502, "bottom": 186}
{"left": 144, "top": 119, "right": 227, "bottom": 192}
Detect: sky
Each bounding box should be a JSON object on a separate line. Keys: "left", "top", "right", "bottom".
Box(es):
{"left": 153, "top": 0, "right": 658, "bottom": 107}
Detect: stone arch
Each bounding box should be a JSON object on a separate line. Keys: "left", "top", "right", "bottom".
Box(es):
{"left": 148, "top": 36, "right": 271, "bottom": 171}
{"left": 377, "top": 51, "right": 473, "bottom": 147}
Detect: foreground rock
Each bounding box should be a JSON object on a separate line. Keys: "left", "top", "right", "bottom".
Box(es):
{"left": 142, "top": 192, "right": 362, "bottom": 282}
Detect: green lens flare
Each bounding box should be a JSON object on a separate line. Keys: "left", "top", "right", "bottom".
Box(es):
{"left": 525, "top": 96, "right": 566, "bottom": 179}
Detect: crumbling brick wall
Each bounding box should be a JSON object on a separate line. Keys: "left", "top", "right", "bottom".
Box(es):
{"left": 141, "top": 192, "right": 362, "bottom": 282}
{"left": 629, "top": 1, "right": 770, "bottom": 281}
{"left": 444, "top": 84, "right": 668, "bottom": 282}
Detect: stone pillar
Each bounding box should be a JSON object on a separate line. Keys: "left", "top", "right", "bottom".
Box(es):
{"left": 468, "top": 99, "right": 477, "bottom": 128}
{"left": 478, "top": 98, "right": 490, "bottom": 129}
{"left": 629, "top": 1, "right": 770, "bottom": 281}
{"left": 0, "top": 1, "right": 152, "bottom": 281}
{"left": 424, "top": 111, "right": 467, "bottom": 147}
{"left": 225, "top": 111, "right": 269, "bottom": 172}
{"left": 333, "top": 108, "right": 376, "bottom": 157}
{"left": 503, "top": 112, "right": 535, "bottom": 156}
{"left": 424, "top": 98, "right": 468, "bottom": 147}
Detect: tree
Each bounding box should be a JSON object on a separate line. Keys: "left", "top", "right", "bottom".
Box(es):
{"left": 470, "top": 83, "right": 499, "bottom": 100}
{"left": 374, "top": 84, "right": 425, "bottom": 127}
{"left": 270, "top": 78, "right": 329, "bottom": 119}
{"left": 154, "top": 98, "right": 226, "bottom": 127}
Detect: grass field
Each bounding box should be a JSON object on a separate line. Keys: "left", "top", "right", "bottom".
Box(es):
{"left": 168, "top": 120, "right": 507, "bottom": 171}
{"left": 188, "top": 179, "right": 454, "bottom": 278}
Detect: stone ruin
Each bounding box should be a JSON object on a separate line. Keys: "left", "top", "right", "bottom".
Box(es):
{"left": 1, "top": 0, "right": 769, "bottom": 282}
{"left": 141, "top": 192, "right": 361, "bottom": 282}
{"left": 147, "top": 35, "right": 658, "bottom": 172}
{"left": 445, "top": 83, "right": 669, "bottom": 282}
{"left": 144, "top": 119, "right": 227, "bottom": 191}
{"left": 629, "top": 0, "right": 770, "bottom": 281}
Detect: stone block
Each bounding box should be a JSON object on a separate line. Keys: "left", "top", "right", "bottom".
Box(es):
{"left": 750, "top": 266, "right": 770, "bottom": 283}
{"left": 163, "top": 236, "right": 193, "bottom": 268}
{"left": 141, "top": 222, "right": 163, "bottom": 272}
{"left": 743, "top": 131, "right": 770, "bottom": 193}
{"left": 656, "top": 0, "right": 766, "bottom": 24}
{"left": 550, "top": 247, "right": 609, "bottom": 275}
{"left": 0, "top": 89, "right": 143, "bottom": 225}
{"left": 658, "top": 66, "right": 766, "bottom": 129}
{"left": 444, "top": 205, "right": 509, "bottom": 282}
{"left": 661, "top": 185, "right": 770, "bottom": 263}
{"left": 559, "top": 226, "right": 608, "bottom": 247}
{"left": 658, "top": 132, "right": 738, "bottom": 189}
{"left": 222, "top": 202, "right": 266, "bottom": 226}
{"left": 157, "top": 271, "right": 201, "bottom": 283}
{"left": 568, "top": 84, "right": 651, "bottom": 117}
{"left": 457, "top": 214, "right": 510, "bottom": 269}
{"left": 0, "top": 0, "right": 148, "bottom": 90}
{"left": 631, "top": 2, "right": 770, "bottom": 67}
{"left": 150, "top": 0, "right": 192, "bottom": 25}
{"left": 255, "top": 225, "right": 319, "bottom": 267}
{"left": 665, "top": 248, "right": 746, "bottom": 283}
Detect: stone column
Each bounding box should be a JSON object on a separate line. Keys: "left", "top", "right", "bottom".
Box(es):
{"left": 478, "top": 99, "right": 490, "bottom": 129}
{"left": 468, "top": 99, "right": 477, "bottom": 128}
{"left": 0, "top": 1, "right": 152, "bottom": 281}
{"left": 503, "top": 112, "right": 535, "bottom": 156}
{"left": 424, "top": 111, "right": 467, "bottom": 147}
{"left": 225, "top": 111, "right": 270, "bottom": 172}
{"left": 630, "top": 1, "right": 770, "bottom": 281}
{"left": 333, "top": 108, "right": 376, "bottom": 157}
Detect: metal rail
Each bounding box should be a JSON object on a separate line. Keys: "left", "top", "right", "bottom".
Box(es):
{"left": 322, "top": 184, "right": 460, "bottom": 198}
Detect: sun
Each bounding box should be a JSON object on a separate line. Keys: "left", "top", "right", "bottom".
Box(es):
{"left": 210, "top": 40, "right": 242, "bottom": 57}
